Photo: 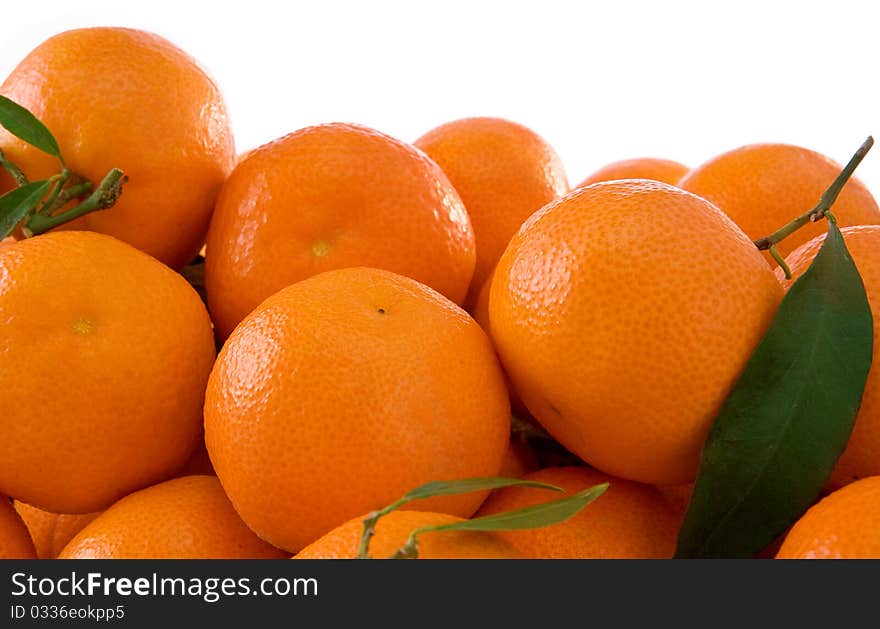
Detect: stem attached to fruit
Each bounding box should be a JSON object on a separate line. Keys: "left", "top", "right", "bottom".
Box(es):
{"left": 753, "top": 136, "right": 874, "bottom": 262}
{"left": 768, "top": 245, "right": 792, "bottom": 279}
{"left": 36, "top": 171, "right": 69, "bottom": 216}
{"left": 388, "top": 531, "right": 421, "bottom": 559}
{"left": 25, "top": 168, "right": 126, "bottom": 235}
{"left": 357, "top": 497, "right": 409, "bottom": 559}
{"left": 0, "top": 148, "right": 28, "bottom": 186}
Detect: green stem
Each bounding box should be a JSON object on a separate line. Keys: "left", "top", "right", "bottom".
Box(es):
{"left": 357, "top": 497, "right": 408, "bottom": 559}
{"left": 36, "top": 171, "right": 69, "bottom": 216}
{"left": 25, "top": 168, "right": 126, "bottom": 235}
{"left": 0, "top": 148, "right": 28, "bottom": 186}
{"left": 769, "top": 246, "right": 791, "bottom": 279}
{"left": 388, "top": 531, "right": 422, "bottom": 559}
{"left": 753, "top": 136, "right": 873, "bottom": 251}
{"left": 55, "top": 180, "right": 94, "bottom": 205}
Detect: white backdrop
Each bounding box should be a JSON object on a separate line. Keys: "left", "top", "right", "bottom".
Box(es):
{"left": 1, "top": 0, "right": 878, "bottom": 193}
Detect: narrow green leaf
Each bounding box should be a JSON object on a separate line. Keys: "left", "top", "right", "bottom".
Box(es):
{"left": 0, "top": 95, "right": 61, "bottom": 158}
{"left": 0, "top": 180, "right": 50, "bottom": 239}
{"left": 399, "top": 477, "right": 563, "bottom": 503}
{"left": 676, "top": 220, "right": 873, "bottom": 558}
{"left": 359, "top": 476, "right": 565, "bottom": 558}
{"left": 423, "top": 483, "right": 609, "bottom": 533}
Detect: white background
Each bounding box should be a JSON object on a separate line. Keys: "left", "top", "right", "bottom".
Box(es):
{"left": 1, "top": 0, "right": 878, "bottom": 193}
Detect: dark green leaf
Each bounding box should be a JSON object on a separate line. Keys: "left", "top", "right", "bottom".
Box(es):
{"left": 0, "top": 95, "right": 61, "bottom": 158}
{"left": 422, "top": 483, "right": 609, "bottom": 533}
{"left": 0, "top": 180, "right": 50, "bottom": 238}
{"left": 398, "top": 477, "right": 563, "bottom": 503}
{"left": 676, "top": 220, "right": 873, "bottom": 558}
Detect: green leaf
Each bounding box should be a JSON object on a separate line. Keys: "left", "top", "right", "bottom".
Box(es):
{"left": 358, "top": 476, "right": 564, "bottom": 558}
{"left": 430, "top": 483, "right": 609, "bottom": 533}
{"left": 389, "top": 483, "right": 609, "bottom": 558}
{"left": 0, "top": 95, "right": 61, "bottom": 158}
{"left": 0, "top": 180, "right": 50, "bottom": 239}
{"left": 675, "top": 220, "right": 873, "bottom": 558}
{"left": 398, "top": 477, "right": 563, "bottom": 503}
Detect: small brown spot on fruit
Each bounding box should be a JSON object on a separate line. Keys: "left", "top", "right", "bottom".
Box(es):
{"left": 311, "top": 240, "right": 332, "bottom": 257}
{"left": 71, "top": 317, "right": 94, "bottom": 335}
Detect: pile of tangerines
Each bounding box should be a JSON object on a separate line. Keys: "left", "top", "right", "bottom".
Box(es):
{"left": 1, "top": 27, "right": 879, "bottom": 560}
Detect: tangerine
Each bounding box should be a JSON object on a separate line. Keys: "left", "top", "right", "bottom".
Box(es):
{"left": 415, "top": 117, "right": 567, "bottom": 308}
{"left": 205, "top": 267, "right": 510, "bottom": 552}
{"left": 679, "top": 143, "right": 880, "bottom": 261}
{"left": 205, "top": 123, "right": 475, "bottom": 338}
{"left": 490, "top": 180, "right": 782, "bottom": 484}
{"left": 0, "top": 231, "right": 215, "bottom": 513}
{"left": 0, "top": 27, "right": 235, "bottom": 268}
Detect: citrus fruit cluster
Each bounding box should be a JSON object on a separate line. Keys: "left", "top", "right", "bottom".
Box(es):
{"left": 2, "top": 27, "right": 879, "bottom": 560}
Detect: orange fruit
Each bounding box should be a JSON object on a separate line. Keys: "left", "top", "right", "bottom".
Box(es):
{"left": 0, "top": 27, "right": 234, "bottom": 269}
{"left": 58, "top": 476, "right": 286, "bottom": 559}
{"left": 777, "top": 476, "right": 880, "bottom": 559}
{"left": 295, "top": 510, "right": 521, "bottom": 559}
{"left": 780, "top": 225, "right": 880, "bottom": 489}
{"left": 679, "top": 143, "right": 880, "bottom": 261}
{"left": 490, "top": 180, "right": 782, "bottom": 484}
{"left": 476, "top": 466, "right": 679, "bottom": 558}
{"left": 205, "top": 123, "right": 475, "bottom": 338}
{"left": 13, "top": 501, "right": 101, "bottom": 559}
{"left": 0, "top": 497, "right": 36, "bottom": 559}
{"left": 415, "top": 117, "right": 567, "bottom": 308}
{"left": 205, "top": 267, "right": 510, "bottom": 552}
{"left": 577, "top": 157, "right": 689, "bottom": 187}
{"left": 0, "top": 231, "right": 216, "bottom": 513}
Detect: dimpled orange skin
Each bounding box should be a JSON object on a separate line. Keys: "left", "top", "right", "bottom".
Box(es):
{"left": 577, "top": 157, "right": 689, "bottom": 188}
{"left": 294, "top": 510, "right": 521, "bottom": 559}
{"left": 205, "top": 267, "right": 510, "bottom": 553}
{"left": 13, "top": 501, "right": 101, "bottom": 559}
{"left": 490, "top": 180, "right": 783, "bottom": 485}
{"left": 415, "top": 117, "right": 568, "bottom": 309}
{"left": 58, "top": 476, "right": 287, "bottom": 559}
{"left": 779, "top": 226, "right": 880, "bottom": 489}
{"left": 679, "top": 143, "right": 880, "bottom": 261}
{"left": 205, "top": 123, "right": 475, "bottom": 339}
{"left": 0, "top": 231, "right": 216, "bottom": 513}
{"left": 0, "top": 27, "right": 235, "bottom": 269}
{"left": 476, "top": 466, "right": 679, "bottom": 558}
{"left": 0, "top": 497, "right": 36, "bottom": 559}
{"left": 777, "top": 476, "right": 880, "bottom": 559}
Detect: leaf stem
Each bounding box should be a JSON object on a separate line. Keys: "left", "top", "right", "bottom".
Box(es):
{"left": 56, "top": 180, "right": 94, "bottom": 206}
{"left": 357, "top": 499, "right": 407, "bottom": 559}
{"left": 0, "top": 148, "right": 28, "bottom": 186}
{"left": 25, "top": 168, "right": 126, "bottom": 235}
{"left": 769, "top": 246, "right": 791, "bottom": 279}
{"left": 35, "top": 171, "right": 69, "bottom": 216}
{"left": 753, "top": 136, "right": 873, "bottom": 252}
{"left": 389, "top": 531, "right": 421, "bottom": 559}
